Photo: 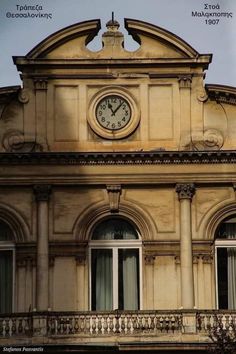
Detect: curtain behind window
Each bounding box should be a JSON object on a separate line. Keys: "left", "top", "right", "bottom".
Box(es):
{"left": 0, "top": 251, "right": 13, "bottom": 313}
{"left": 119, "top": 249, "right": 139, "bottom": 310}
{"left": 92, "top": 219, "right": 138, "bottom": 240}
{"left": 225, "top": 223, "right": 236, "bottom": 309}
{"left": 92, "top": 249, "right": 113, "bottom": 311}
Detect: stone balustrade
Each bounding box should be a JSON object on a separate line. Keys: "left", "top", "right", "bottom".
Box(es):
{"left": 0, "top": 313, "right": 32, "bottom": 337}
{"left": 197, "top": 311, "right": 236, "bottom": 333}
{"left": 47, "top": 310, "right": 182, "bottom": 336}
{"left": 1, "top": 310, "right": 236, "bottom": 342}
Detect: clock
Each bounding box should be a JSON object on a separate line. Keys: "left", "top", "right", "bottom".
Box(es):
{"left": 88, "top": 86, "right": 140, "bottom": 140}
{"left": 96, "top": 95, "right": 131, "bottom": 131}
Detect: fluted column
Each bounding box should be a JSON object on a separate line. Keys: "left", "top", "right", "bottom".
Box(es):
{"left": 176, "top": 183, "right": 195, "bottom": 309}
{"left": 34, "top": 185, "right": 51, "bottom": 311}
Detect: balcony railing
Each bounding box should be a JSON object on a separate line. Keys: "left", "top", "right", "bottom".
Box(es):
{"left": 1, "top": 310, "right": 236, "bottom": 342}
{"left": 47, "top": 310, "right": 182, "bottom": 336}
{"left": 197, "top": 310, "right": 236, "bottom": 333}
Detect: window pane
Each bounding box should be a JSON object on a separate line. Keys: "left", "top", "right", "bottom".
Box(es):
{"left": 0, "top": 250, "right": 13, "bottom": 313}
{"left": 218, "top": 222, "right": 236, "bottom": 239}
{"left": 91, "top": 249, "right": 113, "bottom": 311}
{"left": 92, "top": 219, "right": 138, "bottom": 240}
{"left": 118, "top": 249, "right": 139, "bottom": 310}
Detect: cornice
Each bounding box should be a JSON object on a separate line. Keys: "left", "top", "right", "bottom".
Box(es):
{"left": 206, "top": 84, "right": 236, "bottom": 106}
{"left": 0, "top": 151, "right": 235, "bottom": 165}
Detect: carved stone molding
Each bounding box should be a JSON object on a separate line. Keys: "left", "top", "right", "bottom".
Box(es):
{"left": 106, "top": 184, "right": 122, "bottom": 213}
{"left": 203, "top": 129, "right": 224, "bottom": 150}
{"left": 34, "top": 78, "right": 48, "bottom": 90}
{"left": 197, "top": 89, "right": 208, "bottom": 102}
{"left": 16, "top": 258, "right": 27, "bottom": 268}
{"left": 76, "top": 254, "right": 86, "bottom": 265}
{"left": 191, "top": 129, "right": 224, "bottom": 151}
{"left": 144, "top": 254, "right": 156, "bottom": 265}
{"left": 33, "top": 185, "right": 52, "bottom": 202}
{"left": 0, "top": 151, "right": 235, "bottom": 166}
{"left": 176, "top": 183, "right": 196, "bottom": 201}
{"left": 178, "top": 75, "right": 192, "bottom": 89}
{"left": 175, "top": 256, "right": 180, "bottom": 264}
{"left": 193, "top": 255, "right": 200, "bottom": 264}
{"left": 2, "top": 130, "right": 43, "bottom": 152}
{"left": 202, "top": 255, "right": 213, "bottom": 264}
{"left": 49, "top": 256, "right": 55, "bottom": 267}
{"left": 18, "top": 88, "right": 29, "bottom": 103}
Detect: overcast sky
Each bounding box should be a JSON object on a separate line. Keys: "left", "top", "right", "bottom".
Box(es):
{"left": 0, "top": 0, "right": 236, "bottom": 87}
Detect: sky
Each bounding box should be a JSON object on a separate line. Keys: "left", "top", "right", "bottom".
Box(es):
{"left": 0, "top": 0, "right": 236, "bottom": 87}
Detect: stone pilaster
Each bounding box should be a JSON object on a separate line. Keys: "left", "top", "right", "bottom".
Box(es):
{"left": 34, "top": 184, "right": 51, "bottom": 311}
{"left": 176, "top": 183, "right": 195, "bottom": 309}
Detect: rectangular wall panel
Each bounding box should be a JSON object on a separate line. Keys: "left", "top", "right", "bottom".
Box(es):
{"left": 54, "top": 86, "right": 78, "bottom": 141}
{"left": 148, "top": 85, "right": 173, "bottom": 140}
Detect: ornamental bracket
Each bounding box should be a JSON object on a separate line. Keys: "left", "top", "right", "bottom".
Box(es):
{"left": 106, "top": 184, "right": 122, "bottom": 213}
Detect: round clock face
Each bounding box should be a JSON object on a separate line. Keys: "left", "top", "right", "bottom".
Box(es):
{"left": 95, "top": 95, "right": 131, "bottom": 131}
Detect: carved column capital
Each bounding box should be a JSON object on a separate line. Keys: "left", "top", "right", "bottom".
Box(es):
{"left": 106, "top": 184, "right": 122, "bottom": 213}
{"left": 178, "top": 75, "right": 192, "bottom": 89}
{"left": 176, "top": 183, "right": 195, "bottom": 201}
{"left": 145, "top": 254, "right": 156, "bottom": 265}
{"left": 76, "top": 254, "right": 86, "bottom": 266}
{"left": 49, "top": 256, "right": 55, "bottom": 267}
{"left": 33, "top": 185, "right": 52, "bottom": 202}
{"left": 34, "top": 78, "right": 48, "bottom": 90}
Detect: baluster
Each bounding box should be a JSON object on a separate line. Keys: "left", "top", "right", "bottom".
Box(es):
{"left": 24, "top": 318, "right": 29, "bottom": 334}
{"left": 132, "top": 314, "right": 138, "bottom": 333}
{"left": 91, "top": 315, "right": 96, "bottom": 334}
{"left": 155, "top": 315, "right": 161, "bottom": 332}
{"left": 170, "top": 315, "right": 175, "bottom": 332}
{"left": 160, "top": 316, "right": 164, "bottom": 332}
{"left": 68, "top": 317, "right": 73, "bottom": 334}
{"left": 103, "top": 314, "right": 108, "bottom": 334}
{"left": 120, "top": 314, "right": 125, "bottom": 334}
{"left": 57, "top": 318, "right": 62, "bottom": 334}
{"left": 0, "top": 319, "right": 3, "bottom": 336}
{"left": 74, "top": 317, "right": 79, "bottom": 333}
{"left": 11, "top": 319, "right": 16, "bottom": 336}
{"left": 97, "top": 315, "right": 102, "bottom": 334}
{"left": 80, "top": 315, "right": 85, "bottom": 333}
{"left": 126, "top": 314, "right": 131, "bottom": 334}
{"left": 5, "top": 319, "right": 10, "bottom": 336}
{"left": 87, "top": 315, "right": 92, "bottom": 334}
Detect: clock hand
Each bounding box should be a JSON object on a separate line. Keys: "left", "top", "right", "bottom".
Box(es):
{"left": 111, "top": 102, "right": 123, "bottom": 116}
{"left": 108, "top": 103, "right": 115, "bottom": 114}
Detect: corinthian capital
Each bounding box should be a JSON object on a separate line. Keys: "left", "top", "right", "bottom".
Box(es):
{"left": 176, "top": 183, "right": 195, "bottom": 201}
{"left": 34, "top": 185, "right": 51, "bottom": 202}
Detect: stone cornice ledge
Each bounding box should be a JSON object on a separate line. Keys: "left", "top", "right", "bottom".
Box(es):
{"left": 0, "top": 151, "right": 235, "bottom": 165}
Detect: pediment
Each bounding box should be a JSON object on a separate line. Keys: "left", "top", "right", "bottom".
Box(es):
{"left": 25, "top": 18, "right": 203, "bottom": 60}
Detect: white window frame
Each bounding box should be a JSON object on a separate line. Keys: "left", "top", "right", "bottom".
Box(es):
{"left": 89, "top": 239, "right": 143, "bottom": 311}
{"left": 215, "top": 236, "right": 236, "bottom": 309}
{"left": 0, "top": 241, "right": 15, "bottom": 313}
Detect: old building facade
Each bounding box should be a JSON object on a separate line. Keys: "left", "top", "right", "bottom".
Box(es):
{"left": 0, "top": 17, "right": 236, "bottom": 352}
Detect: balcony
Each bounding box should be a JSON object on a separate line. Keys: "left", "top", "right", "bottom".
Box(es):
{"left": 1, "top": 310, "right": 236, "bottom": 351}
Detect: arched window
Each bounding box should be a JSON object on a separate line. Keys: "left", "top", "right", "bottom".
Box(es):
{"left": 215, "top": 215, "right": 236, "bottom": 309}
{"left": 0, "top": 220, "right": 15, "bottom": 313}
{"left": 89, "top": 218, "right": 142, "bottom": 311}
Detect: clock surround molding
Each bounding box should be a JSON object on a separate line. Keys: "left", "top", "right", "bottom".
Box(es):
{"left": 88, "top": 86, "right": 140, "bottom": 140}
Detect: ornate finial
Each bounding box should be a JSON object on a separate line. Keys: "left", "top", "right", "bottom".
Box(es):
{"left": 106, "top": 12, "right": 120, "bottom": 31}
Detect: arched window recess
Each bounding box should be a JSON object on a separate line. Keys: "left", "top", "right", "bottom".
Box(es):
{"left": 89, "top": 217, "right": 142, "bottom": 311}
{"left": 215, "top": 215, "right": 236, "bottom": 310}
